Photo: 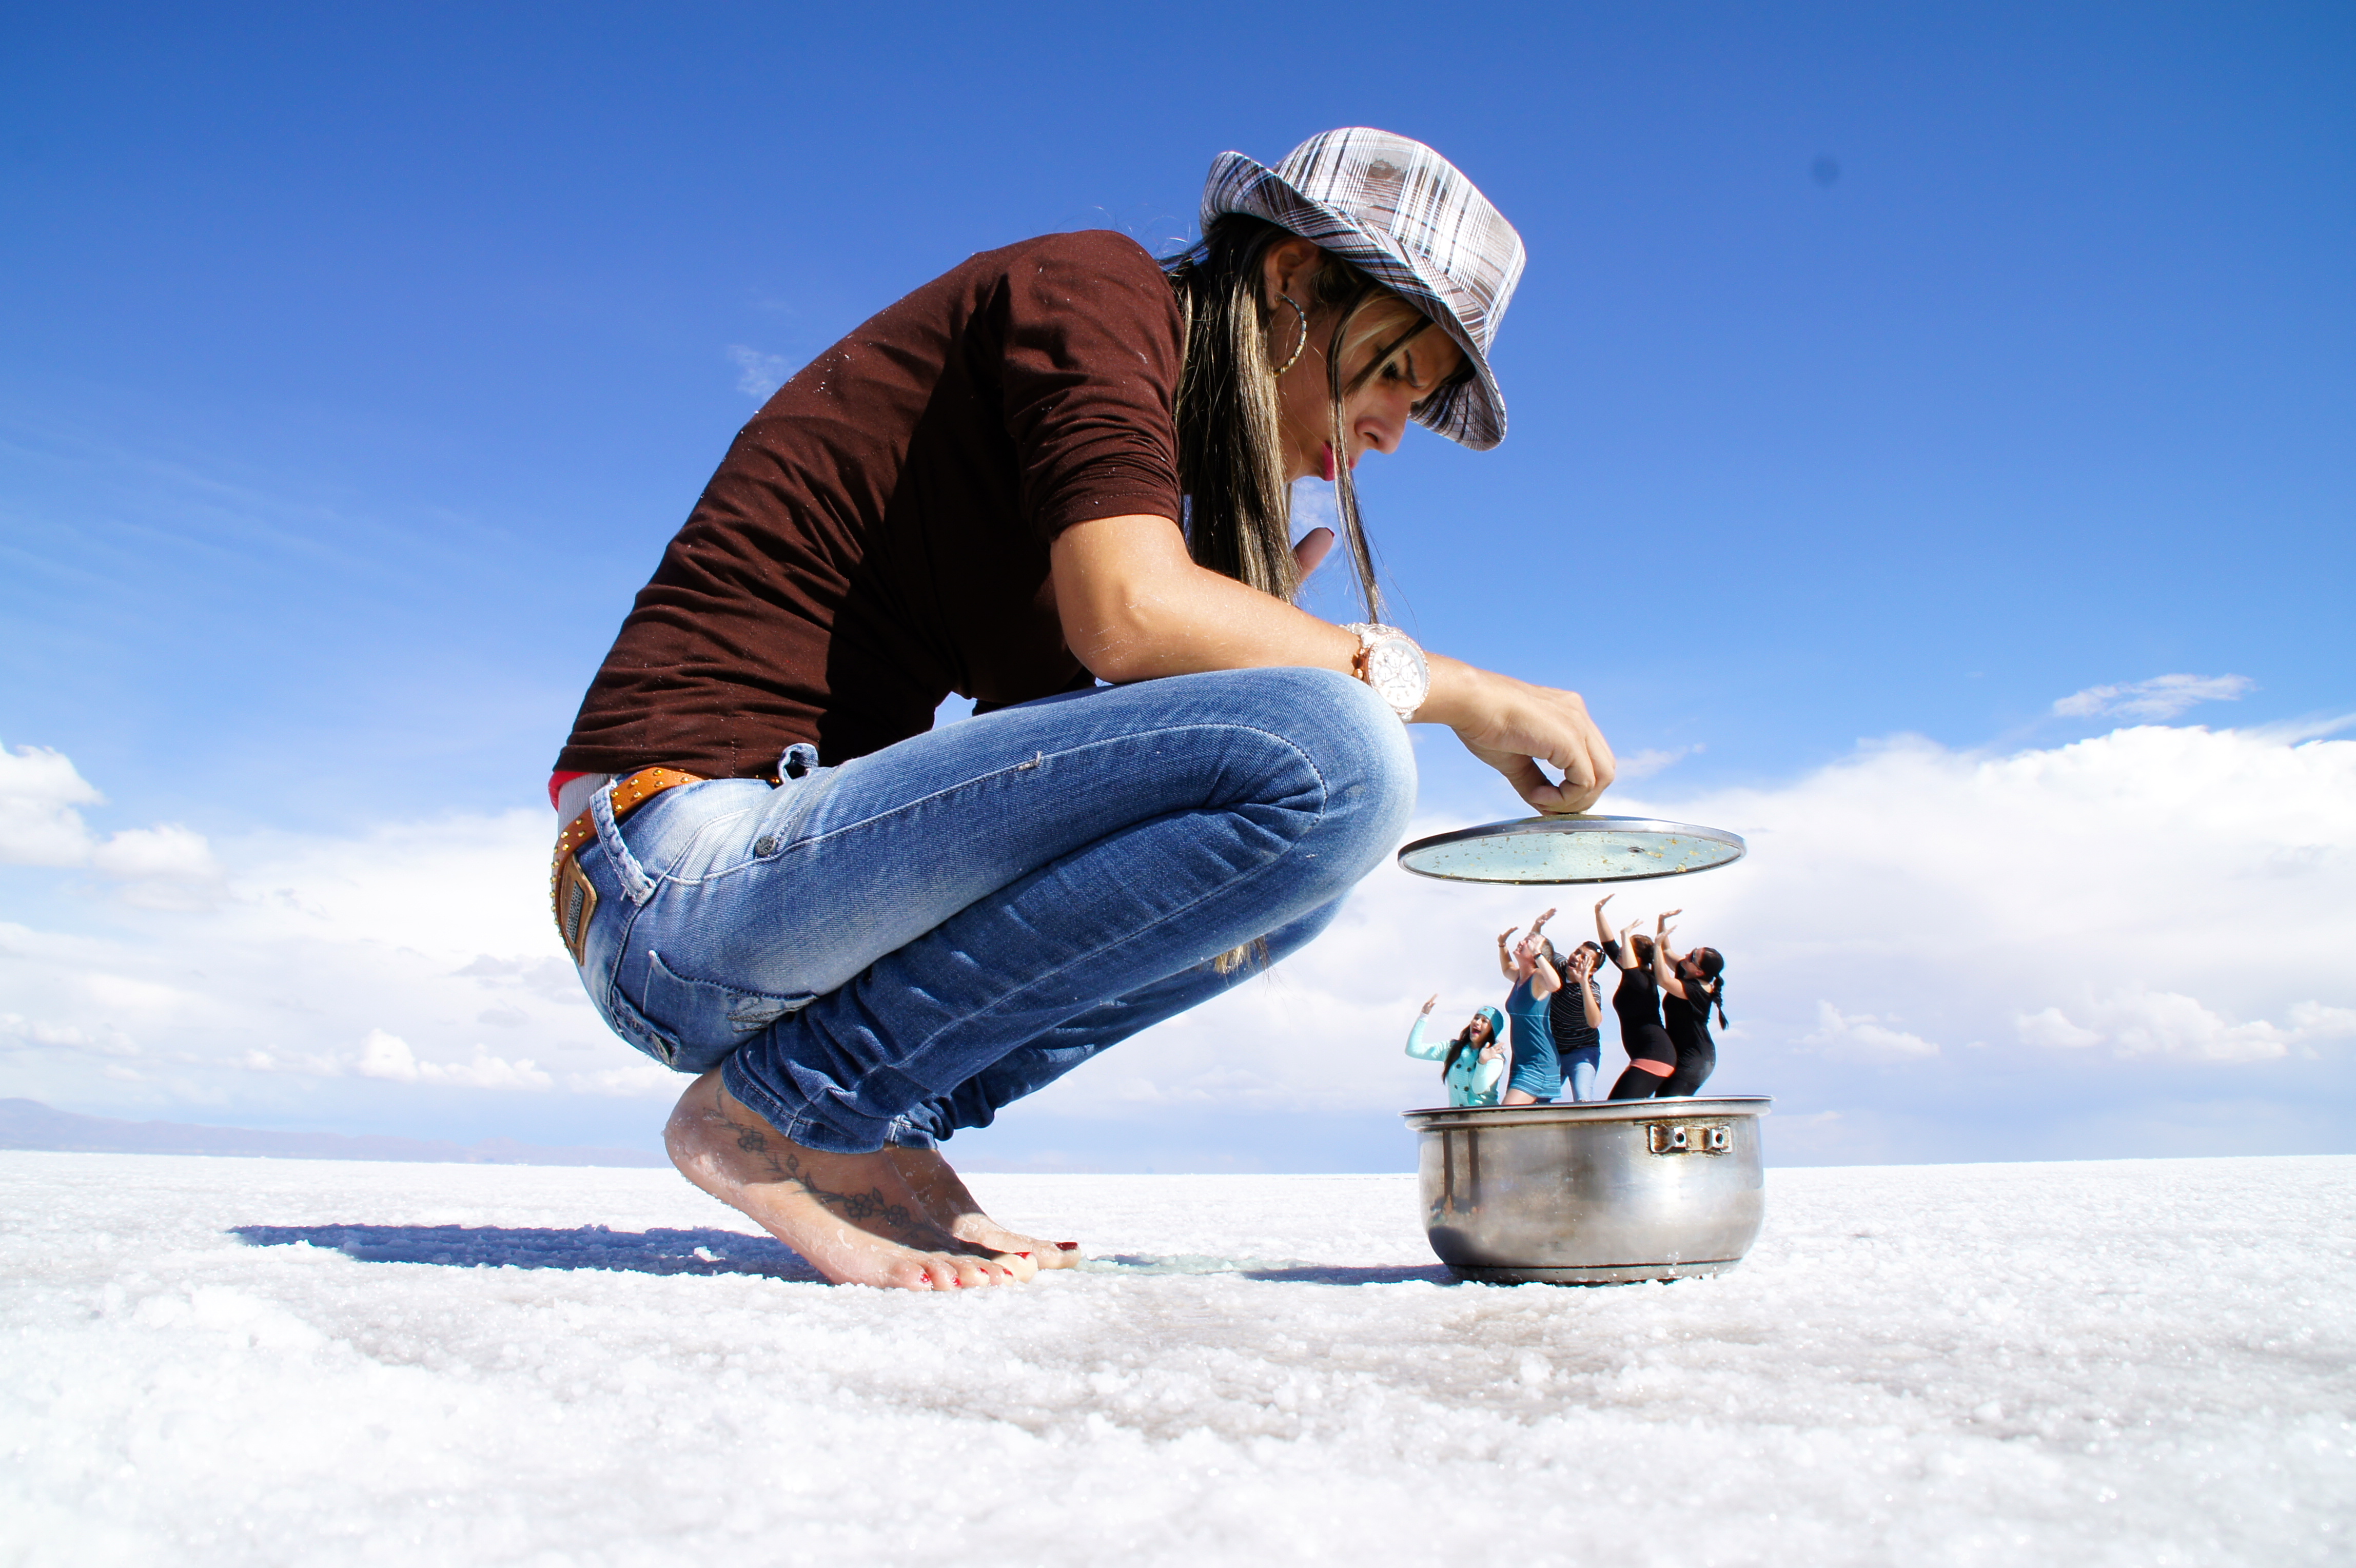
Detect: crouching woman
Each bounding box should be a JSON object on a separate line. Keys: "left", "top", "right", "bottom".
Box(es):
{"left": 545, "top": 130, "right": 1614, "bottom": 1290}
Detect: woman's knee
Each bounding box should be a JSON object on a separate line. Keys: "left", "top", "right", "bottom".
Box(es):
{"left": 1253, "top": 665, "right": 1417, "bottom": 852}
{"left": 1262, "top": 897, "right": 1347, "bottom": 962}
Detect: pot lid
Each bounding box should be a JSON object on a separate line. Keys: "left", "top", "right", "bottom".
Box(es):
{"left": 1397, "top": 814, "right": 1746, "bottom": 885}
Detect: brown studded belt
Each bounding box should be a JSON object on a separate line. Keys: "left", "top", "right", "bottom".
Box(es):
{"left": 550, "top": 767, "right": 704, "bottom": 964}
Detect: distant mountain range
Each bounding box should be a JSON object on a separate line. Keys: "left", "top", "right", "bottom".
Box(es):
{"left": 0, "top": 1098, "right": 667, "bottom": 1168}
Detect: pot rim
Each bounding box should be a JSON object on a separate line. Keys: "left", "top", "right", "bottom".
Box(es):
{"left": 1402, "top": 1095, "right": 1772, "bottom": 1130}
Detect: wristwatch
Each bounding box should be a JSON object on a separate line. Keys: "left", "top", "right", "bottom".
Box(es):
{"left": 1343, "top": 622, "right": 1429, "bottom": 720}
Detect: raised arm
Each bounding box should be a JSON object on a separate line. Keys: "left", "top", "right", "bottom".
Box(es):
{"left": 1495, "top": 927, "right": 1519, "bottom": 980}
{"left": 1607, "top": 916, "right": 1643, "bottom": 970}
{"left": 1572, "top": 953, "right": 1604, "bottom": 1027}
{"left": 1529, "top": 948, "right": 1561, "bottom": 1001}
{"left": 1050, "top": 515, "right": 1616, "bottom": 813}
{"left": 1593, "top": 895, "right": 1617, "bottom": 949}
{"left": 1652, "top": 930, "right": 1690, "bottom": 1001}
{"left": 1404, "top": 994, "right": 1445, "bottom": 1059}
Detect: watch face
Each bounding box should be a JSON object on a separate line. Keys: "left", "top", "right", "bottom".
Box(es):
{"left": 1364, "top": 636, "right": 1429, "bottom": 713}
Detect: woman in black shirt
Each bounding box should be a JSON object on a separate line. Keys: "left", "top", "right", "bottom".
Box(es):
{"left": 1595, "top": 896, "right": 1678, "bottom": 1099}
{"left": 1652, "top": 922, "right": 1728, "bottom": 1097}
{"left": 1549, "top": 940, "right": 1607, "bottom": 1100}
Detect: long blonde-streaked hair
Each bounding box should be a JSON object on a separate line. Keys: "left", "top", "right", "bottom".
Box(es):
{"left": 1164, "top": 214, "right": 1462, "bottom": 623}
{"left": 1166, "top": 217, "right": 1461, "bottom": 977}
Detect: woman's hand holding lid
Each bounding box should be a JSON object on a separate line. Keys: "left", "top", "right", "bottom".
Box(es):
{"left": 1422, "top": 660, "right": 1616, "bottom": 814}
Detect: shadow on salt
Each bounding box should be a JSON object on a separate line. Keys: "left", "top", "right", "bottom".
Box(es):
{"left": 231, "top": 1223, "right": 824, "bottom": 1282}
{"left": 233, "top": 1226, "right": 1457, "bottom": 1287}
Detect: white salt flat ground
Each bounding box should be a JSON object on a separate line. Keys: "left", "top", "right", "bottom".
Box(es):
{"left": 2, "top": 1151, "right": 2350, "bottom": 1567}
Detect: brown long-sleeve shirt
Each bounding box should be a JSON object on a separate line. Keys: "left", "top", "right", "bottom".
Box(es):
{"left": 556, "top": 230, "right": 1186, "bottom": 778}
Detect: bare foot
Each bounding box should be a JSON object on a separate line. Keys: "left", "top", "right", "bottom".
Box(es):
{"left": 663, "top": 1070, "right": 1028, "bottom": 1290}
{"left": 889, "top": 1145, "right": 1083, "bottom": 1269}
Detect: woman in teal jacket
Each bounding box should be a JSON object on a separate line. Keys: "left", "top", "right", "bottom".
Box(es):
{"left": 1406, "top": 996, "right": 1508, "bottom": 1107}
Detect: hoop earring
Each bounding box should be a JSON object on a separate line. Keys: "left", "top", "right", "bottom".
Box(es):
{"left": 1272, "top": 294, "right": 1309, "bottom": 376}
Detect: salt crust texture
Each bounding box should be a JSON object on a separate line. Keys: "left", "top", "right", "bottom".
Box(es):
{"left": 3, "top": 1152, "right": 2350, "bottom": 1566}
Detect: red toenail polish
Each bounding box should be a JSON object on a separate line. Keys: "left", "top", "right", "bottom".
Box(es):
{"left": 1056, "top": 1242, "right": 1079, "bottom": 1250}
{"left": 1016, "top": 1251, "right": 1032, "bottom": 1258}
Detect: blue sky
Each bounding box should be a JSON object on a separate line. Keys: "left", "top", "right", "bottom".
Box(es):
{"left": 2, "top": 3, "right": 2351, "bottom": 1166}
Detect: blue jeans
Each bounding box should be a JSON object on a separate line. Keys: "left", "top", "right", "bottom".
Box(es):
{"left": 567, "top": 668, "right": 1415, "bottom": 1154}
{"left": 1562, "top": 1046, "right": 1601, "bottom": 1103}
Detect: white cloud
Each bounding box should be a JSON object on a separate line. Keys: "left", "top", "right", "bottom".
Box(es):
{"left": 2053, "top": 673, "right": 2254, "bottom": 720}
{"left": 563, "top": 1060, "right": 681, "bottom": 1097}
{"left": 0, "top": 791, "right": 625, "bottom": 1107}
{"left": 0, "top": 742, "right": 106, "bottom": 865}
{"left": 433, "top": 1050, "right": 554, "bottom": 1092}
{"left": 2015, "top": 991, "right": 2356, "bottom": 1063}
{"left": 1083, "top": 719, "right": 2355, "bottom": 1122}
{"left": 2, "top": 723, "right": 2351, "bottom": 1151}
{"left": 2014, "top": 1006, "right": 2103, "bottom": 1050}
{"left": 1803, "top": 1002, "right": 1940, "bottom": 1058}
{"left": 88, "top": 824, "right": 219, "bottom": 881}
{"left": 2245, "top": 713, "right": 2356, "bottom": 747}
{"left": 727, "top": 345, "right": 788, "bottom": 401}
{"left": 89, "top": 824, "right": 226, "bottom": 909}
{"left": 359, "top": 1029, "right": 554, "bottom": 1090}
{"left": 0, "top": 1012, "right": 139, "bottom": 1057}
{"left": 357, "top": 1028, "right": 421, "bottom": 1081}
{"left": 2093, "top": 992, "right": 2290, "bottom": 1063}
{"left": 238, "top": 1045, "right": 347, "bottom": 1077}
{"left": 0, "top": 740, "right": 225, "bottom": 904}
{"left": 1615, "top": 744, "right": 1704, "bottom": 782}
{"left": 2289, "top": 1002, "right": 2356, "bottom": 1037}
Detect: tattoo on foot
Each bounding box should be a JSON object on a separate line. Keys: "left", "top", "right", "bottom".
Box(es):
{"left": 720, "top": 1107, "right": 921, "bottom": 1237}
{"left": 814, "top": 1183, "right": 919, "bottom": 1231}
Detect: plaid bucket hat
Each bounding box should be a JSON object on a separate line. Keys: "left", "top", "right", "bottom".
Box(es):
{"left": 1202, "top": 128, "right": 1526, "bottom": 450}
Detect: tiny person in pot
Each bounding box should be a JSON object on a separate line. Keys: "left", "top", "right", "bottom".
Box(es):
{"left": 1552, "top": 940, "right": 1608, "bottom": 1101}
{"left": 1496, "top": 910, "right": 1566, "bottom": 1105}
{"left": 547, "top": 129, "right": 1616, "bottom": 1290}
{"left": 1406, "top": 995, "right": 1508, "bottom": 1108}
{"left": 1651, "top": 912, "right": 1728, "bottom": 1097}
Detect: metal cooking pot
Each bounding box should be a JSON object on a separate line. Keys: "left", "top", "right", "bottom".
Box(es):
{"left": 1401, "top": 1096, "right": 1772, "bottom": 1284}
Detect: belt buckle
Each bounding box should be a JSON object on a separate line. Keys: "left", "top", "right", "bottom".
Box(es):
{"left": 556, "top": 852, "right": 599, "bottom": 966}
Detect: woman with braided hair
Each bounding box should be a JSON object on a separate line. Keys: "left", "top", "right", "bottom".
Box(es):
{"left": 1651, "top": 914, "right": 1728, "bottom": 1097}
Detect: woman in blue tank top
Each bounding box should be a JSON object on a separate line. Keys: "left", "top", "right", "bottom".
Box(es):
{"left": 1496, "top": 909, "right": 1565, "bottom": 1104}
